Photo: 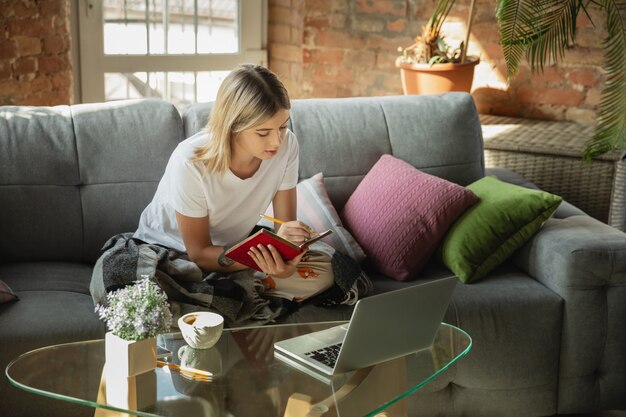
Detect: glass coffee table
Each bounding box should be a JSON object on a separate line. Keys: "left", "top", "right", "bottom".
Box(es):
{"left": 6, "top": 322, "right": 471, "bottom": 417}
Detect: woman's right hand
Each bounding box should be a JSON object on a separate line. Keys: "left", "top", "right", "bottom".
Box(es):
{"left": 276, "top": 221, "right": 313, "bottom": 245}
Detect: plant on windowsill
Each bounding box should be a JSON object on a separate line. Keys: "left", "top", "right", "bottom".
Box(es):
{"left": 395, "top": 0, "right": 480, "bottom": 95}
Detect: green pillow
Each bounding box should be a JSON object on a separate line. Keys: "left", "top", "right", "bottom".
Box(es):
{"left": 439, "top": 176, "right": 562, "bottom": 283}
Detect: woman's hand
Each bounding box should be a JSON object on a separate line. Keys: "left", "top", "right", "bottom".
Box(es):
{"left": 276, "top": 221, "right": 313, "bottom": 245}
{"left": 248, "top": 244, "right": 308, "bottom": 279}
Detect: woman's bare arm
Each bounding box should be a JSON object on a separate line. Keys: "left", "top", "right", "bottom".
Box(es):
{"left": 175, "top": 211, "right": 247, "bottom": 273}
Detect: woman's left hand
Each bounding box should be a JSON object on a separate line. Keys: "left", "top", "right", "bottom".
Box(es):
{"left": 248, "top": 244, "right": 307, "bottom": 279}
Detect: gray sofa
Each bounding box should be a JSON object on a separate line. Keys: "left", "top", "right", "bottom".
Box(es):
{"left": 1, "top": 93, "right": 624, "bottom": 417}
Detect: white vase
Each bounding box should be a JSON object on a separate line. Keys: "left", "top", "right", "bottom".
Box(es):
{"left": 104, "top": 332, "right": 157, "bottom": 410}
{"left": 104, "top": 332, "right": 157, "bottom": 378}
{"left": 105, "top": 368, "right": 157, "bottom": 411}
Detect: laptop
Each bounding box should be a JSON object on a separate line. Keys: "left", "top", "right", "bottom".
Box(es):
{"left": 274, "top": 276, "right": 457, "bottom": 382}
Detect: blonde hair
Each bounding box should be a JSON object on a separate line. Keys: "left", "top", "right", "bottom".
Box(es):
{"left": 193, "top": 64, "right": 291, "bottom": 174}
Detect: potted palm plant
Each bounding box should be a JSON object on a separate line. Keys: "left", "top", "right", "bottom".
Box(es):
{"left": 396, "top": 0, "right": 480, "bottom": 95}
{"left": 396, "top": 0, "right": 625, "bottom": 160}
{"left": 496, "top": 0, "right": 626, "bottom": 160}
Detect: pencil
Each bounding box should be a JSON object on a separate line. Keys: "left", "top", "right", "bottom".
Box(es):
{"left": 157, "top": 360, "right": 213, "bottom": 377}
{"left": 259, "top": 214, "right": 318, "bottom": 235}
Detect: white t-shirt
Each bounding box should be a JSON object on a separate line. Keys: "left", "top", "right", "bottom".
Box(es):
{"left": 134, "top": 129, "right": 299, "bottom": 252}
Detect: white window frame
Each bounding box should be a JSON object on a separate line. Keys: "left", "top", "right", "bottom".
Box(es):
{"left": 76, "top": 0, "right": 267, "bottom": 103}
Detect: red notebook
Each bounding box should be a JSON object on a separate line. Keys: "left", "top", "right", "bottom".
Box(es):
{"left": 224, "top": 228, "right": 332, "bottom": 272}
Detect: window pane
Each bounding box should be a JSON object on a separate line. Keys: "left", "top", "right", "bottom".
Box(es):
{"left": 105, "top": 71, "right": 229, "bottom": 108}
{"left": 104, "top": 0, "right": 148, "bottom": 55}
{"left": 103, "top": 0, "right": 239, "bottom": 55}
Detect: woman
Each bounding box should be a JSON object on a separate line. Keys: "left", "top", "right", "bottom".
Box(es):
{"left": 133, "top": 64, "right": 333, "bottom": 302}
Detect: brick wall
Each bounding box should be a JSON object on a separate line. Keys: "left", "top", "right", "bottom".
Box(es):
{"left": 268, "top": 0, "right": 621, "bottom": 126}
{"left": 0, "top": 0, "right": 618, "bottom": 124}
{"left": 0, "top": 0, "right": 72, "bottom": 106}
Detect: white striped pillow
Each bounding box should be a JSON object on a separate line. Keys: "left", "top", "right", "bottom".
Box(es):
{"left": 260, "top": 173, "right": 366, "bottom": 263}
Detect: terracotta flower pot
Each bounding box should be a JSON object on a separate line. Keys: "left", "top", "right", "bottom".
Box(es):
{"left": 396, "top": 56, "right": 480, "bottom": 95}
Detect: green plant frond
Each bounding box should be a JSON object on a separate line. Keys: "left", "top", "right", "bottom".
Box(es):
{"left": 428, "top": 0, "right": 456, "bottom": 36}
{"left": 498, "top": 1, "right": 585, "bottom": 76}
{"left": 583, "top": 0, "right": 626, "bottom": 161}
{"left": 524, "top": 1, "right": 580, "bottom": 72}
{"left": 497, "top": 0, "right": 540, "bottom": 78}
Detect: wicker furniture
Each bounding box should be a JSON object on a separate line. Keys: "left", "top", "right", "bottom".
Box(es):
{"left": 481, "top": 114, "right": 626, "bottom": 231}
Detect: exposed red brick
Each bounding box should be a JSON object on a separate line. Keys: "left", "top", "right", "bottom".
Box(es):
{"left": 585, "top": 88, "right": 603, "bottom": 106}
{"left": 305, "top": 16, "right": 330, "bottom": 31}
{"left": 567, "top": 68, "right": 601, "bottom": 88}
{"left": 15, "top": 36, "right": 42, "bottom": 56}
{"left": 269, "top": 0, "right": 292, "bottom": 7}
{"left": 387, "top": 18, "right": 407, "bottom": 33}
{"left": 269, "top": 6, "right": 297, "bottom": 25}
{"left": 351, "top": 17, "right": 385, "bottom": 33}
{"left": 305, "top": 0, "right": 334, "bottom": 14}
{"left": 303, "top": 48, "right": 344, "bottom": 65}
{"left": 19, "top": 75, "right": 50, "bottom": 96}
{"left": 0, "top": 39, "right": 18, "bottom": 60}
{"left": 39, "top": 55, "right": 66, "bottom": 73}
{"left": 0, "top": 62, "right": 12, "bottom": 79}
{"left": 316, "top": 29, "right": 366, "bottom": 49}
{"left": 13, "top": 57, "right": 38, "bottom": 75}
{"left": 562, "top": 48, "right": 604, "bottom": 66}
{"left": 269, "top": 43, "right": 302, "bottom": 62}
{"left": 516, "top": 87, "right": 585, "bottom": 107}
{"left": 311, "top": 65, "right": 353, "bottom": 84}
{"left": 0, "top": 80, "right": 20, "bottom": 96}
{"left": 355, "top": 0, "right": 407, "bottom": 17}
{"left": 532, "top": 66, "right": 566, "bottom": 85}
{"left": 8, "top": 17, "right": 53, "bottom": 37}
{"left": 44, "top": 34, "right": 67, "bottom": 54}
{"left": 375, "top": 51, "right": 399, "bottom": 70}
{"left": 40, "top": 0, "right": 65, "bottom": 17}
{"left": 291, "top": 27, "right": 303, "bottom": 44}
{"left": 366, "top": 34, "right": 413, "bottom": 52}
{"left": 14, "top": 2, "right": 38, "bottom": 18}
{"left": 269, "top": 24, "right": 291, "bottom": 43}
{"left": 528, "top": 104, "right": 566, "bottom": 121}
{"left": 51, "top": 71, "right": 72, "bottom": 90}
{"left": 345, "top": 49, "right": 377, "bottom": 69}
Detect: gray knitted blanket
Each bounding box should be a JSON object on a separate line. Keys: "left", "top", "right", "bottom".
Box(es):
{"left": 89, "top": 233, "right": 372, "bottom": 327}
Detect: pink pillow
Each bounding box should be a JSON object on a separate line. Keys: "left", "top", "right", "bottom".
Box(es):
{"left": 341, "top": 154, "right": 478, "bottom": 281}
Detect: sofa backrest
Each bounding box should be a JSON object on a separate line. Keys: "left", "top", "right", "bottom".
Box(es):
{"left": 0, "top": 99, "right": 183, "bottom": 264}
{"left": 1, "top": 93, "right": 484, "bottom": 264}
{"left": 183, "top": 93, "right": 485, "bottom": 211}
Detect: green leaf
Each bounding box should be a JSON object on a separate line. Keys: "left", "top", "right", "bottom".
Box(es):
{"left": 583, "top": 0, "right": 626, "bottom": 161}
{"left": 497, "top": 0, "right": 539, "bottom": 78}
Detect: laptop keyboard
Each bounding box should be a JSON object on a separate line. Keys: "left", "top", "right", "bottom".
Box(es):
{"left": 304, "top": 343, "right": 342, "bottom": 368}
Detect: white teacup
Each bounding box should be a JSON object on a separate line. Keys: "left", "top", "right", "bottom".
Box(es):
{"left": 178, "top": 345, "right": 222, "bottom": 377}
{"left": 177, "top": 312, "right": 224, "bottom": 350}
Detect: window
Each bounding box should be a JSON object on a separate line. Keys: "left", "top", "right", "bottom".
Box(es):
{"left": 77, "top": 0, "right": 267, "bottom": 107}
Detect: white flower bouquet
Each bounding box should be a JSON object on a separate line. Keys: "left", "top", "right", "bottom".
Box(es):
{"left": 96, "top": 277, "right": 173, "bottom": 341}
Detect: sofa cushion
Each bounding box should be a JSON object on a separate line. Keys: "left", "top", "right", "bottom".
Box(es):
{"left": 439, "top": 176, "right": 562, "bottom": 283}
{"left": 341, "top": 154, "right": 478, "bottom": 281}
{"left": 259, "top": 174, "right": 367, "bottom": 262}
{"left": 295, "top": 173, "right": 366, "bottom": 262}
{"left": 0, "top": 280, "right": 18, "bottom": 305}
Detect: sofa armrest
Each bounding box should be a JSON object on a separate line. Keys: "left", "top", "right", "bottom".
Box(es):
{"left": 512, "top": 215, "right": 626, "bottom": 412}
